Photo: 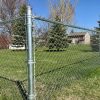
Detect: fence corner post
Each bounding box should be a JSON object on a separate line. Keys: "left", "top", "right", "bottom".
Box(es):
{"left": 27, "top": 5, "right": 35, "bottom": 100}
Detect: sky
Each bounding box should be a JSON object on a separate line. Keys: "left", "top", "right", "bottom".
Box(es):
{"left": 29, "top": 0, "right": 100, "bottom": 29}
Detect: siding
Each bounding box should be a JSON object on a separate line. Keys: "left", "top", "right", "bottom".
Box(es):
{"left": 84, "top": 33, "right": 90, "bottom": 44}
{"left": 0, "top": 35, "right": 10, "bottom": 49}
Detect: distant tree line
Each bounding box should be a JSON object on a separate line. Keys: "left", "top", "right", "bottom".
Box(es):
{"left": 0, "top": 0, "right": 77, "bottom": 51}
{"left": 35, "top": 0, "right": 77, "bottom": 51}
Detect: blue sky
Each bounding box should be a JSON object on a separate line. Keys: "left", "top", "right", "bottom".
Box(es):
{"left": 29, "top": 0, "right": 100, "bottom": 29}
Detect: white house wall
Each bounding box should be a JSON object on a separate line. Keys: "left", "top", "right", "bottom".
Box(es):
{"left": 84, "top": 33, "right": 90, "bottom": 44}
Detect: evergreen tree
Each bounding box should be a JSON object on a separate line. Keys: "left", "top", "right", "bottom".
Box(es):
{"left": 91, "top": 21, "right": 100, "bottom": 51}
{"left": 48, "top": 16, "right": 68, "bottom": 51}
{"left": 12, "top": 4, "right": 27, "bottom": 46}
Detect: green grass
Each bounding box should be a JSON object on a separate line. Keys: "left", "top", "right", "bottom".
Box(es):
{"left": 0, "top": 50, "right": 27, "bottom": 80}
{"left": 0, "top": 44, "right": 100, "bottom": 100}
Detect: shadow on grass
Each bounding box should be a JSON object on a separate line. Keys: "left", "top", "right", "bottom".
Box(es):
{"left": 80, "top": 50, "right": 93, "bottom": 52}
{"left": 0, "top": 76, "right": 27, "bottom": 100}
{"left": 80, "top": 49, "right": 100, "bottom": 52}
{"left": 38, "top": 55, "right": 99, "bottom": 76}
{"left": 44, "top": 49, "right": 66, "bottom": 52}
{"left": 23, "top": 55, "right": 99, "bottom": 82}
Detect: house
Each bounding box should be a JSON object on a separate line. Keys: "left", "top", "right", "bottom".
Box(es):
{"left": 0, "top": 34, "right": 10, "bottom": 49}
{"left": 9, "top": 35, "right": 25, "bottom": 50}
{"left": 68, "top": 32, "right": 91, "bottom": 44}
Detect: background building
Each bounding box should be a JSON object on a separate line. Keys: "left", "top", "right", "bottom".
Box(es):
{"left": 68, "top": 32, "right": 91, "bottom": 44}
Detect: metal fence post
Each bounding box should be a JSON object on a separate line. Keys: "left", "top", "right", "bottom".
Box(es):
{"left": 32, "top": 17, "right": 36, "bottom": 100}
{"left": 27, "top": 5, "right": 34, "bottom": 100}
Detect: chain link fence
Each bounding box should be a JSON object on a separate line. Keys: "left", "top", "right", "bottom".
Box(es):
{"left": 32, "top": 17, "right": 100, "bottom": 100}
{"left": 0, "top": 17, "right": 28, "bottom": 100}
{"left": 0, "top": 14, "right": 100, "bottom": 100}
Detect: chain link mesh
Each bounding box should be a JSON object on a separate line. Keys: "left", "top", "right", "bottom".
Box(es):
{"left": 33, "top": 19, "right": 100, "bottom": 100}
{"left": 0, "top": 16, "right": 100, "bottom": 100}
{"left": 0, "top": 18, "right": 28, "bottom": 100}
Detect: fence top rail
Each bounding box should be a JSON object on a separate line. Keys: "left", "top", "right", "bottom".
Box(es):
{"left": 33, "top": 16, "right": 100, "bottom": 33}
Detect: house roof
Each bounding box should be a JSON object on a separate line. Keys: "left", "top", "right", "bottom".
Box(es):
{"left": 68, "top": 32, "right": 88, "bottom": 37}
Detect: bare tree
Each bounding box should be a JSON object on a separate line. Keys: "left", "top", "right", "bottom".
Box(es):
{"left": 0, "top": 0, "right": 26, "bottom": 34}
{"left": 48, "top": 0, "right": 78, "bottom": 24}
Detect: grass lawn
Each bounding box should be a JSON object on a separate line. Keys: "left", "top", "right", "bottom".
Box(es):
{"left": 0, "top": 44, "right": 100, "bottom": 100}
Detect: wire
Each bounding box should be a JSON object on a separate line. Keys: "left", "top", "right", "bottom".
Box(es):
{"left": 32, "top": 16, "right": 100, "bottom": 33}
